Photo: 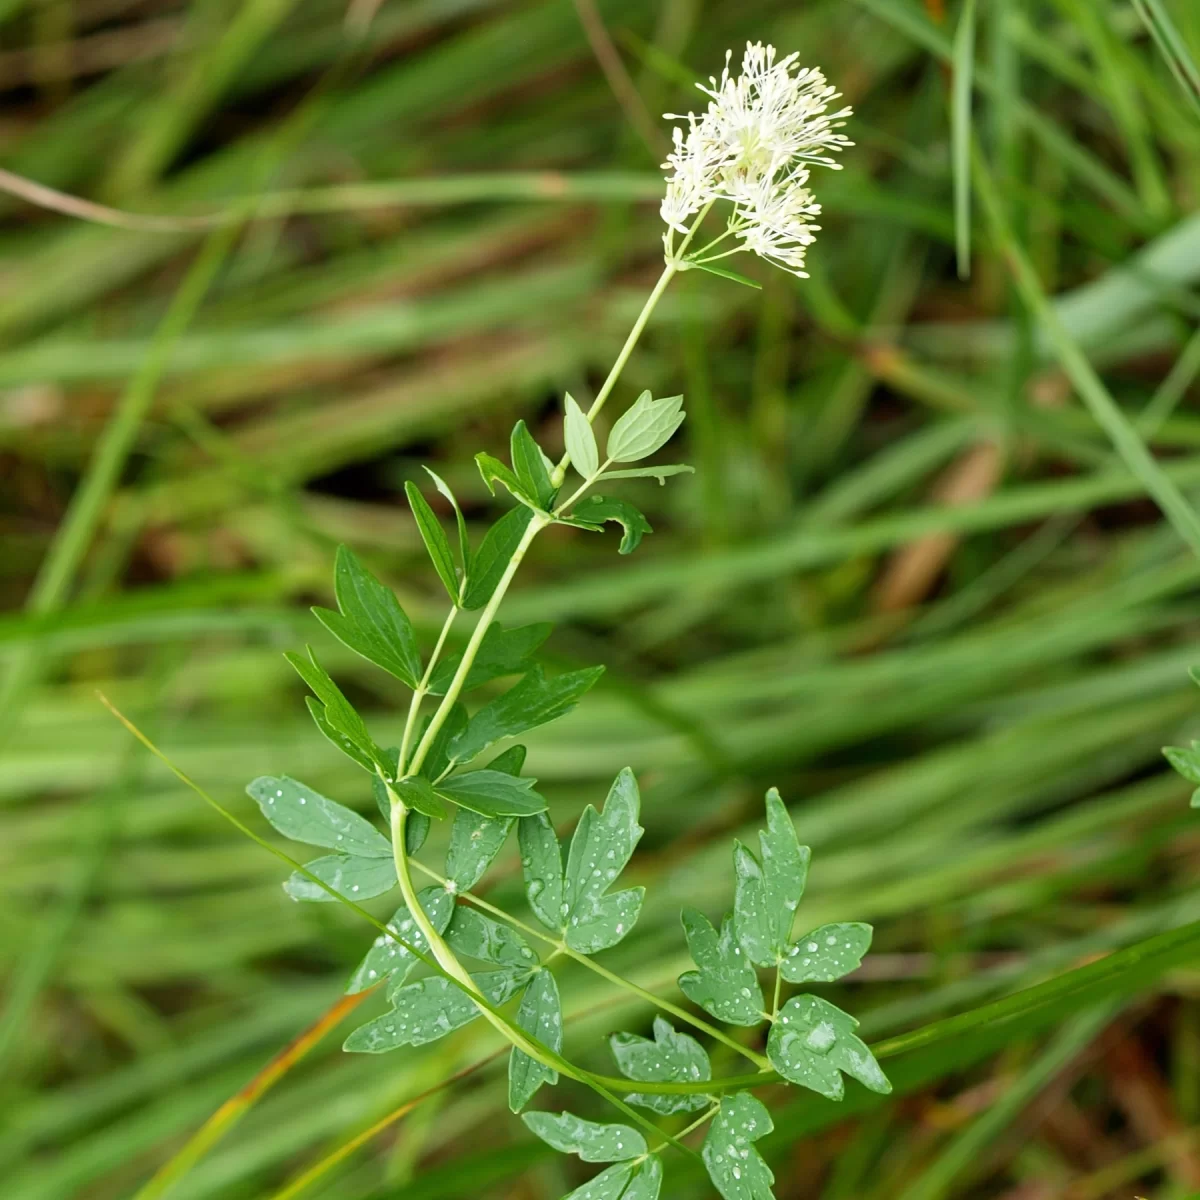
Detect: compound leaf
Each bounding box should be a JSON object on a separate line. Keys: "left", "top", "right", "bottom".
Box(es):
{"left": 435, "top": 769, "right": 547, "bottom": 818}
{"left": 678, "top": 908, "right": 763, "bottom": 1026}
{"left": 313, "top": 545, "right": 422, "bottom": 687}
{"left": 248, "top": 775, "right": 390, "bottom": 857}
{"left": 767, "top": 995, "right": 892, "bottom": 1101}
{"left": 450, "top": 664, "right": 605, "bottom": 765}
{"left": 564, "top": 392, "right": 599, "bottom": 479}
{"left": 522, "top": 1111, "right": 646, "bottom": 1162}
{"left": 702, "top": 1093, "right": 775, "bottom": 1200}
{"left": 346, "top": 886, "right": 454, "bottom": 993}
{"left": 519, "top": 812, "right": 565, "bottom": 933}
{"left": 780, "top": 922, "right": 873, "bottom": 984}
{"left": 610, "top": 1016, "right": 711, "bottom": 1114}
{"left": 428, "top": 622, "right": 552, "bottom": 696}
{"left": 445, "top": 906, "right": 538, "bottom": 970}
{"left": 284, "top": 853, "right": 396, "bottom": 903}
{"left": 508, "top": 968, "right": 562, "bottom": 1112}
{"left": 606, "top": 392, "right": 685, "bottom": 463}
{"left": 733, "top": 789, "right": 809, "bottom": 968}
{"left": 563, "top": 768, "right": 644, "bottom": 953}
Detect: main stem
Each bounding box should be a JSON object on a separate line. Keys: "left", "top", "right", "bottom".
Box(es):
{"left": 405, "top": 513, "right": 547, "bottom": 778}
{"left": 398, "top": 606, "right": 458, "bottom": 774}
{"left": 388, "top": 798, "right": 554, "bottom": 1068}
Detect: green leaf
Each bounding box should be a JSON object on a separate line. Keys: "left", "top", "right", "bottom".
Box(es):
{"left": 373, "top": 753, "right": 433, "bottom": 850}
{"left": 476, "top": 452, "right": 539, "bottom": 509}
{"left": 344, "top": 969, "right": 530, "bottom": 1053}
{"left": 424, "top": 466, "right": 472, "bottom": 581}
{"left": 606, "top": 391, "right": 685, "bottom": 463}
{"left": 733, "top": 789, "right": 810, "bottom": 968}
{"left": 767, "top": 995, "right": 892, "bottom": 1100}
{"left": 1164, "top": 741, "right": 1200, "bottom": 806}
{"left": 312, "top": 545, "right": 422, "bottom": 687}
{"left": 284, "top": 853, "right": 397, "bottom": 903}
{"left": 405, "top": 481, "right": 461, "bottom": 605}
{"left": 564, "top": 392, "right": 599, "bottom": 479}
{"left": 563, "top": 496, "right": 652, "bottom": 554}
{"left": 435, "top": 769, "right": 547, "bottom": 818}
{"left": 610, "top": 1016, "right": 711, "bottom": 1115}
{"left": 306, "top": 697, "right": 378, "bottom": 775}
{"left": 521, "top": 1111, "right": 646, "bottom": 1162}
{"left": 602, "top": 464, "right": 694, "bottom": 485}
{"left": 462, "top": 506, "right": 533, "bottom": 610}
{"left": 780, "top": 922, "right": 873, "bottom": 984}
{"left": 561, "top": 1159, "right": 662, "bottom": 1200}
{"left": 428, "top": 622, "right": 552, "bottom": 696}
{"left": 446, "top": 906, "right": 538, "bottom": 969}
{"left": 405, "top": 809, "right": 431, "bottom": 852}
{"left": 288, "top": 647, "right": 388, "bottom": 775}
{"left": 346, "top": 886, "right": 454, "bottom": 993}
{"left": 622, "top": 1158, "right": 662, "bottom": 1200}
{"left": 563, "top": 768, "right": 645, "bottom": 953}
{"left": 445, "top": 808, "right": 513, "bottom": 892}
{"left": 394, "top": 775, "right": 449, "bottom": 820}
{"left": 511, "top": 420, "right": 556, "bottom": 509}
{"left": 508, "top": 968, "right": 561, "bottom": 1112}
{"left": 518, "top": 812, "right": 565, "bottom": 933}
{"left": 451, "top": 664, "right": 605, "bottom": 765}
{"left": 702, "top": 1093, "right": 775, "bottom": 1200}
{"left": 678, "top": 908, "right": 763, "bottom": 1026}
{"left": 248, "top": 775, "right": 391, "bottom": 857}
{"left": 688, "top": 260, "right": 763, "bottom": 289}
{"left": 419, "top": 702, "right": 468, "bottom": 781}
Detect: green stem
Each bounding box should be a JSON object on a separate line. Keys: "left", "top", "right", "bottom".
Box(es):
{"left": 404, "top": 513, "right": 547, "bottom": 777}
{"left": 770, "top": 967, "right": 783, "bottom": 1023}
{"left": 388, "top": 798, "right": 554, "bottom": 1067}
{"left": 389, "top": 798, "right": 697, "bottom": 1159}
{"left": 550, "top": 264, "right": 677, "bottom": 488}
{"left": 398, "top": 606, "right": 458, "bottom": 774}
{"left": 642, "top": 1103, "right": 720, "bottom": 1161}
{"left": 562, "top": 947, "right": 771, "bottom": 1072}
{"left": 553, "top": 457, "right": 614, "bottom": 518}
{"left": 408, "top": 857, "right": 770, "bottom": 1071}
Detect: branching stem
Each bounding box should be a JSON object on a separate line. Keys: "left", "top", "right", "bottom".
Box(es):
{"left": 397, "top": 605, "right": 458, "bottom": 774}
{"left": 409, "top": 857, "right": 770, "bottom": 1070}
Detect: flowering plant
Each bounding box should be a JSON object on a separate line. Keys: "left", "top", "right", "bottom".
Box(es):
{"left": 246, "top": 44, "right": 873, "bottom": 1200}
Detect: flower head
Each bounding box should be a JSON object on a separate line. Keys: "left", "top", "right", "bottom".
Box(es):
{"left": 661, "top": 42, "right": 852, "bottom": 278}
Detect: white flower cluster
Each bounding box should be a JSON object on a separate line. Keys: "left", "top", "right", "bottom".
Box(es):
{"left": 661, "top": 42, "right": 853, "bottom": 278}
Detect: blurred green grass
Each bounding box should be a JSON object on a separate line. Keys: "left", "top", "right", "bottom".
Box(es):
{"left": 4, "top": 0, "right": 1200, "bottom": 1197}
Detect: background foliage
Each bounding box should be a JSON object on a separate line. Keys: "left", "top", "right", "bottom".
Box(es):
{"left": 3, "top": 0, "right": 1200, "bottom": 1197}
